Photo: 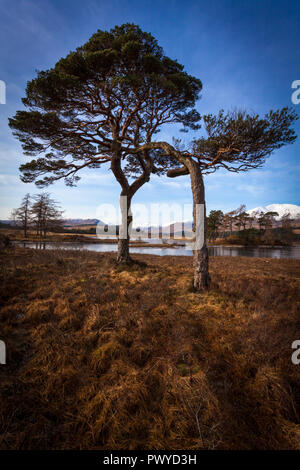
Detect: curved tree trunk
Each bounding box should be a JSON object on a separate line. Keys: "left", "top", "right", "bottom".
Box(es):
{"left": 111, "top": 143, "right": 151, "bottom": 265}
{"left": 187, "top": 161, "right": 210, "bottom": 291}
{"left": 110, "top": 143, "right": 132, "bottom": 265}
{"left": 166, "top": 146, "right": 210, "bottom": 291}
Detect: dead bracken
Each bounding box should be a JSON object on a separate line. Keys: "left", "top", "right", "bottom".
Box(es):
{"left": 0, "top": 247, "right": 299, "bottom": 450}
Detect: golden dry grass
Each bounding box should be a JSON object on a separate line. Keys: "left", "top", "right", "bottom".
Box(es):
{"left": 0, "top": 247, "right": 299, "bottom": 450}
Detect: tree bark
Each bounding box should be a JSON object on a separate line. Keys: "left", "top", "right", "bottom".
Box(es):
{"left": 117, "top": 237, "right": 130, "bottom": 263}
{"left": 193, "top": 243, "right": 210, "bottom": 290}
{"left": 117, "top": 193, "right": 133, "bottom": 264}
{"left": 185, "top": 160, "right": 210, "bottom": 291}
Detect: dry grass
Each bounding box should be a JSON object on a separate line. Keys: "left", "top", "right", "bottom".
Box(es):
{"left": 0, "top": 247, "right": 299, "bottom": 450}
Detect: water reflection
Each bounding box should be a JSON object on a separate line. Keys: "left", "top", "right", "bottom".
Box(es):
{"left": 15, "top": 241, "right": 300, "bottom": 259}
{"left": 208, "top": 245, "right": 300, "bottom": 259}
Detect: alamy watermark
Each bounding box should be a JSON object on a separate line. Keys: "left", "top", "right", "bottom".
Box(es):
{"left": 291, "top": 340, "right": 300, "bottom": 365}
{"left": 0, "top": 80, "right": 6, "bottom": 104}
{"left": 0, "top": 340, "right": 6, "bottom": 364}
{"left": 291, "top": 80, "right": 300, "bottom": 105}
{"left": 95, "top": 199, "right": 205, "bottom": 250}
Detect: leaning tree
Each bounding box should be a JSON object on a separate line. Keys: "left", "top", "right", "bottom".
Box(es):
{"left": 9, "top": 23, "right": 202, "bottom": 263}
{"left": 125, "top": 107, "right": 297, "bottom": 289}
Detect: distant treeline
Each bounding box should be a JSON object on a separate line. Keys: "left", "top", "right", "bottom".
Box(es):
{"left": 207, "top": 205, "right": 300, "bottom": 246}
{"left": 6, "top": 196, "right": 300, "bottom": 246}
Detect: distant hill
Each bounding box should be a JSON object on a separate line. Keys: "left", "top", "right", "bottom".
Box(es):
{"left": 63, "top": 219, "right": 105, "bottom": 227}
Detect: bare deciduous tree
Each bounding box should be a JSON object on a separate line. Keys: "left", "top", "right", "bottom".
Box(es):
{"left": 31, "top": 193, "right": 63, "bottom": 238}
{"left": 10, "top": 193, "right": 31, "bottom": 237}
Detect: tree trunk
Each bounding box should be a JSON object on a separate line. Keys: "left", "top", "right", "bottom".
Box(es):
{"left": 193, "top": 245, "right": 210, "bottom": 290}
{"left": 117, "top": 194, "right": 132, "bottom": 264}
{"left": 117, "top": 237, "right": 130, "bottom": 263}
{"left": 111, "top": 143, "right": 152, "bottom": 265}
{"left": 166, "top": 148, "right": 210, "bottom": 291}
{"left": 187, "top": 161, "right": 210, "bottom": 291}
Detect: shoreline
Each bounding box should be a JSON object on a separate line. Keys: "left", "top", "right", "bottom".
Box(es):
{"left": 2, "top": 229, "right": 298, "bottom": 248}
{"left": 11, "top": 238, "right": 297, "bottom": 249}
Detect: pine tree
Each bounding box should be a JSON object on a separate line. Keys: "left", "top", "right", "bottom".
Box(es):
{"left": 9, "top": 23, "right": 201, "bottom": 263}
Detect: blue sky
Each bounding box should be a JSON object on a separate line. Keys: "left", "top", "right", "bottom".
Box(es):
{"left": 0, "top": 0, "right": 299, "bottom": 222}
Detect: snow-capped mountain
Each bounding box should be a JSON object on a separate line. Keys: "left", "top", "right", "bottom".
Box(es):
{"left": 247, "top": 204, "right": 300, "bottom": 220}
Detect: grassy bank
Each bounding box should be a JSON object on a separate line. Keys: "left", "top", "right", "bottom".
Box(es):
{"left": 0, "top": 247, "right": 299, "bottom": 450}
{"left": 0, "top": 229, "right": 185, "bottom": 248}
